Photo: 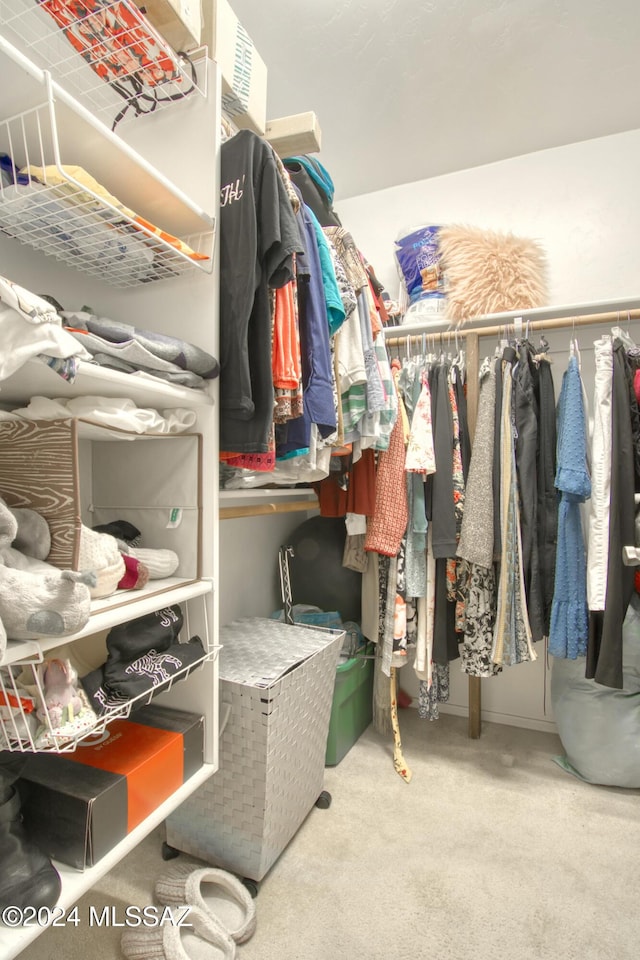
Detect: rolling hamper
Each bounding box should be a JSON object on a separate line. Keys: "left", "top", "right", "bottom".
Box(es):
{"left": 165, "top": 617, "right": 342, "bottom": 885}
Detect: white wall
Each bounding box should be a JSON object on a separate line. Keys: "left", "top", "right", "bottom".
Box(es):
{"left": 338, "top": 128, "right": 640, "bottom": 308}
{"left": 336, "top": 129, "right": 640, "bottom": 732}
{"left": 219, "top": 513, "right": 316, "bottom": 625}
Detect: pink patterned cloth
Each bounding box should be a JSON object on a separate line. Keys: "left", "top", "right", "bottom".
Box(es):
{"left": 365, "top": 384, "right": 409, "bottom": 557}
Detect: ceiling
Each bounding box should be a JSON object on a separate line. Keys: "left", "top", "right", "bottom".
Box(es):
{"left": 231, "top": 0, "right": 640, "bottom": 202}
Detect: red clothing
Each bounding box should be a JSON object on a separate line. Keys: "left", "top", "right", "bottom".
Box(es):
{"left": 313, "top": 449, "right": 376, "bottom": 517}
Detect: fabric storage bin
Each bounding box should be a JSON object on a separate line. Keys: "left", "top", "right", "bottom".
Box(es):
{"left": 0, "top": 417, "right": 202, "bottom": 593}
{"left": 325, "top": 644, "right": 374, "bottom": 766}
{"left": 166, "top": 617, "right": 343, "bottom": 882}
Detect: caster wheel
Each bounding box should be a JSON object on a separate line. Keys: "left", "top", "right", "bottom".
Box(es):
{"left": 161, "top": 841, "right": 180, "bottom": 862}
{"left": 241, "top": 878, "right": 259, "bottom": 899}
{"left": 315, "top": 790, "right": 332, "bottom": 809}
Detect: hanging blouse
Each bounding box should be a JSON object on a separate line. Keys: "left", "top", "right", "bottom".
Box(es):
{"left": 586, "top": 336, "right": 613, "bottom": 611}
{"left": 405, "top": 372, "right": 436, "bottom": 473}
{"left": 457, "top": 359, "right": 496, "bottom": 567}
{"left": 272, "top": 281, "right": 301, "bottom": 392}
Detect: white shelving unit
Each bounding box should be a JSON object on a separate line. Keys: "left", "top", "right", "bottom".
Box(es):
{"left": 0, "top": 18, "right": 221, "bottom": 959}
{"left": 0, "top": 51, "right": 215, "bottom": 286}
{"left": 0, "top": 763, "right": 215, "bottom": 960}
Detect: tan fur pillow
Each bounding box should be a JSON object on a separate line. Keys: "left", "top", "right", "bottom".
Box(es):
{"left": 438, "top": 225, "right": 548, "bottom": 325}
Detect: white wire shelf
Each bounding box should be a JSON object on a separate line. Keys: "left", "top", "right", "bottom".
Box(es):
{"left": 0, "top": 0, "right": 207, "bottom": 130}
{"left": 0, "top": 86, "right": 214, "bottom": 285}
{"left": 0, "top": 592, "right": 219, "bottom": 754}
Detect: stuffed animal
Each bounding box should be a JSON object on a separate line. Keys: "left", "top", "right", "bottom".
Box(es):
{"left": 0, "top": 497, "right": 95, "bottom": 643}
{"left": 78, "top": 525, "right": 125, "bottom": 598}
{"left": 34, "top": 657, "right": 98, "bottom": 748}
{"left": 36, "top": 658, "right": 84, "bottom": 728}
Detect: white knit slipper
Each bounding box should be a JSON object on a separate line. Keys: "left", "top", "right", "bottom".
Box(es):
{"left": 121, "top": 906, "right": 235, "bottom": 960}
{"left": 155, "top": 867, "right": 256, "bottom": 944}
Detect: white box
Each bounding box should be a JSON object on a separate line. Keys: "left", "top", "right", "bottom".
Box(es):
{"left": 166, "top": 619, "right": 342, "bottom": 881}
{"left": 136, "top": 0, "right": 203, "bottom": 51}
{"left": 265, "top": 112, "right": 322, "bottom": 158}
{"left": 205, "top": 0, "right": 268, "bottom": 135}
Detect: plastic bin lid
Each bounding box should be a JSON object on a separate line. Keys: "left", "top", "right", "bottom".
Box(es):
{"left": 218, "top": 617, "right": 343, "bottom": 687}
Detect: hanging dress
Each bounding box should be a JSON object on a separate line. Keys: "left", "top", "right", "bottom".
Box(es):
{"left": 548, "top": 353, "right": 591, "bottom": 659}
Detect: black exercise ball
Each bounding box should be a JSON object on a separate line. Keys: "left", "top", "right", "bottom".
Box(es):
{"left": 286, "top": 516, "right": 362, "bottom": 623}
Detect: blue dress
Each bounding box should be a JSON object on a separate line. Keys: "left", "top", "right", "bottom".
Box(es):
{"left": 549, "top": 355, "right": 591, "bottom": 658}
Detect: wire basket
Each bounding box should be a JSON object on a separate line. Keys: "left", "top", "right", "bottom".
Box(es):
{"left": 0, "top": 85, "right": 214, "bottom": 286}
{"left": 0, "top": 0, "right": 207, "bottom": 130}
{"left": 0, "top": 599, "right": 220, "bottom": 754}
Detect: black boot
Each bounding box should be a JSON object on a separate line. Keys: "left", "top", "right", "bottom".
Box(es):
{"left": 0, "top": 788, "right": 61, "bottom": 911}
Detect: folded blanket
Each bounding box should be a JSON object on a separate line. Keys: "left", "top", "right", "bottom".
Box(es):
{"left": 62, "top": 309, "right": 219, "bottom": 379}
{"left": 12, "top": 395, "right": 197, "bottom": 435}
{"left": 0, "top": 274, "right": 90, "bottom": 383}
{"left": 92, "top": 354, "right": 207, "bottom": 389}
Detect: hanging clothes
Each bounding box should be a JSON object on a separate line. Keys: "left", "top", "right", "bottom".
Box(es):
{"left": 513, "top": 340, "right": 545, "bottom": 642}
{"left": 458, "top": 358, "right": 495, "bottom": 567}
{"left": 445, "top": 361, "right": 469, "bottom": 633}
{"left": 364, "top": 378, "right": 408, "bottom": 557}
{"left": 424, "top": 358, "right": 460, "bottom": 667}
{"left": 219, "top": 130, "right": 304, "bottom": 454}
{"left": 458, "top": 358, "right": 500, "bottom": 677}
{"left": 533, "top": 341, "right": 558, "bottom": 636}
{"left": 275, "top": 195, "right": 337, "bottom": 459}
{"left": 283, "top": 155, "right": 340, "bottom": 227}
{"left": 587, "top": 340, "right": 636, "bottom": 688}
{"left": 404, "top": 366, "right": 435, "bottom": 598}
{"left": 548, "top": 352, "right": 591, "bottom": 659}
{"left": 586, "top": 336, "right": 613, "bottom": 612}
{"left": 491, "top": 348, "right": 537, "bottom": 667}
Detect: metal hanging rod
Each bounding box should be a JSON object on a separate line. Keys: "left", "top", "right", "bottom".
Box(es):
{"left": 219, "top": 499, "right": 318, "bottom": 520}
{"left": 385, "top": 307, "right": 640, "bottom": 348}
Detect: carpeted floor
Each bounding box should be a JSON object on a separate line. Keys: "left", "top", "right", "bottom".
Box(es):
{"left": 25, "top": 711, "right": 640, "bottom": 960}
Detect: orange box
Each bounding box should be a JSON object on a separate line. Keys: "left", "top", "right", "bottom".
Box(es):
{"left": 19, "top": 706, "right": 203, "bottom": 868}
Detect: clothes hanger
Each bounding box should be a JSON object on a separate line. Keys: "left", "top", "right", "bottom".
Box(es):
{"left": 612, "top": 310, "right": 636, "bottom": 349}
{"left": 514, "top": 316, "right": 523, "bottom": 345}
{"left": 569, "top": 316, "right": 582, "bottom": 370}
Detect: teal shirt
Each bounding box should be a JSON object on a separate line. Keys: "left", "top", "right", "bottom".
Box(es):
{"left": 306, "top": 206, "right": 346, "bottom": 335}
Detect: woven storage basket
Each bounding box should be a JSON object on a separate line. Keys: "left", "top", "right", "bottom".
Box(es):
{"left": 166, "top": 617, "right": 343, "bottom": 881}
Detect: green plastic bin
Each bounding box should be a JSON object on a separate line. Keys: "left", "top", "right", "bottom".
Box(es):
{"left": 325, "top": 644, "right": 374, "bottom": 766}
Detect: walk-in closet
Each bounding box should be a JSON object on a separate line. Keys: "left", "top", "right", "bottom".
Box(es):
{"left": 1, "top": 3, "right": 640, "bottom": 960}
